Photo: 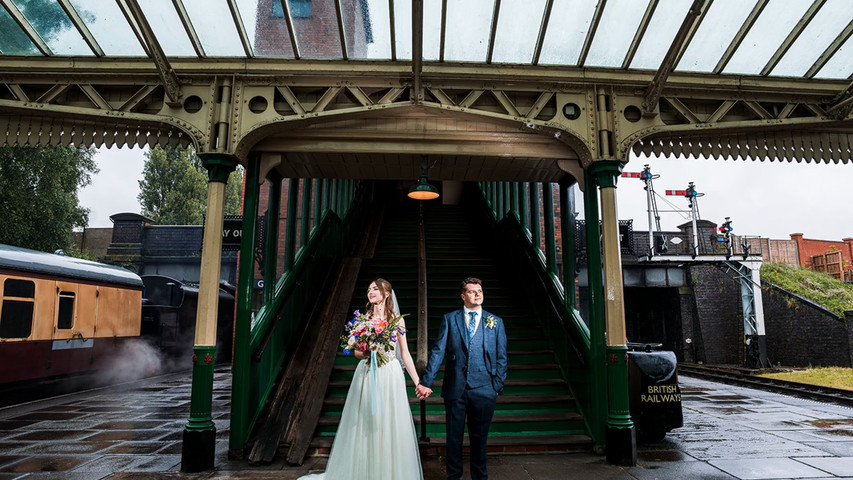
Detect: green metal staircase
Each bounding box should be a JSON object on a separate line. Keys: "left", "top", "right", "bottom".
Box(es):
{"left": 310, "top": 200, "right": 590, "bottom": 452}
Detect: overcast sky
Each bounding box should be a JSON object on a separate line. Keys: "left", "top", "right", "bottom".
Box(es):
{"left": 80, "top": 146, "right": 853, "bottom": 242}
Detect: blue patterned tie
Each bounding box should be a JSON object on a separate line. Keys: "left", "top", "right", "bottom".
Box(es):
{"left": 467, "top": 311, "right": 477, "bottom": 341}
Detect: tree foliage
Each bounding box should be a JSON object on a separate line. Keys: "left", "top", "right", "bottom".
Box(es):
{"left": 0, "top": 146, "right": 98, "bottom": 252}
{"left": 138, "top": 146, "right": 243, "bottom": 225}
{"left": 0, "top": 0, "right": 84, "bottom": 54}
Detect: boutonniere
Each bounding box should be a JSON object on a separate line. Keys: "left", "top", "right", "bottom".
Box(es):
{"left": 485, "top": 315, "right": 496, "bottom": 329}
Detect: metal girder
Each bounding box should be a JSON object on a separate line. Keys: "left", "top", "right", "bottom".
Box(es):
{"left": 531, "top": 0, "right": 554, "bottom": 66}
{"left": 642, "top": 0, "right": 708, "bottom": 116}
{"left": 622, "top": 0, "right": 659, "bottom": 70}
{"left": 122, "top": 0, "right": 182, "bottom": 106}
{"left": 0, "top": 57, "right": 851, "bottom": 167}
{"left": 334, "top": 0, "right": 348, "bottom": 60}
{"left": 279, "top": 0, "right": 300, "bottom": 59}
{"left": 172, "top": 0, "right": 205, "bottom": 58}
{"left": 388, "top": 0, "right": 397, "bottom": 60}
{"left": 226, "top": 0, "right": 254, "bottom": 58}
{"left": 413, "top": 0, "right": 423, "bottom": 102}
{"left": 485, "top": 0, "right": 501, "bottom": 64}
{"left": 577, "top": 0, "right": 607, "bottom": 67}
{"left": 806, "top": 19, "right": 853, "bottom": 79}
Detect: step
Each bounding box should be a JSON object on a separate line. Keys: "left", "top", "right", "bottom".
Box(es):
{"left": 317, "top": 411, "right": 582, "bottom": 427}
{"left": 306, "top": 434, "right": 593, "bottom": 454}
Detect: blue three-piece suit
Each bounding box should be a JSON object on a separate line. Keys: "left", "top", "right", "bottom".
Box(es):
{"left": 420, "top": 308, "right": 508, "bottom": 480}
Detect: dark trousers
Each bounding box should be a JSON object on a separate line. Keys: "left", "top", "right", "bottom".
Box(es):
{"left": 444, "top": 385, "right": 498, "bottom": 480}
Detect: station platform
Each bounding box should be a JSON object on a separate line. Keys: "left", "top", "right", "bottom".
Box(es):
{"left": 1, "top": 366, "right": 851, "bottom": 480}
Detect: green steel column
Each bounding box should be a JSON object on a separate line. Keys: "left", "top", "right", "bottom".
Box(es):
{"left": 313, "top": 179, "right": 323, "bottom": 227}
{"left": 583, "top": 170, "right": 607, "bottom": 453}
{"left": 229, "top": 153, "right": 262, "bottom": 458}
{"left": 503, "top": 182, "right": 512, "bottom": 219}
{"left": 490, "top": 182, "right": 497, "bottom": 216}
{"left": 521, "top": 183, "right": 530, "bottom": 233}
{"left": 320, "top": 178, "right": 331, "bottom": 215}
{"left": 512, "top": 182, "right": 521, "bottom": 215}
{"left": 591, "top": 161, "right": 635, "bottom": 466}
{"left": 559, "top": 179, "right": 577, "bottom": 310}
{"left": 263, "top": 177, "right": 281, "bottom": 305}
{"left": 300, "top": 179, "right": 313, "bottom": 248}
{"left": 324, "top": 179, "right": 333, "bottom": 215}
{"left": 543, "top": 183, "right": 557, "bottom": 276}
{"left": 530, "top": 183, "right": 541, "bottom": 254}
{"left": 181, "top": 153, "right": 237, "bottom": 472}
{"left": 283, "top": 178, "right": 299, "bottom": 272}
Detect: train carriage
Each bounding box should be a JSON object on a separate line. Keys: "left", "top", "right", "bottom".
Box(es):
{"left": 0, "top": 243, "right": 143, "bottom": 385}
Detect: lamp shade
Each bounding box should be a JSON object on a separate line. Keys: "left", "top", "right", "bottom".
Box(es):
{"left": 407, "top": 176, "right": 439, "bottom": 200}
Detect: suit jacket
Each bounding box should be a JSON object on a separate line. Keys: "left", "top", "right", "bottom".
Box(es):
{"left": 421, "top": 308, "right": 508, "bottom": 399}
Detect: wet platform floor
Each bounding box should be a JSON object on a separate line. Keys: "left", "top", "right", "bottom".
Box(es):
{"left": 0, "top": 366, "right": 851, "bottom": 479}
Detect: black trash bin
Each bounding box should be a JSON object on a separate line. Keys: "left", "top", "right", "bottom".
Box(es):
{"left": 626, "top": 343, "right": 683, "bottom": 442}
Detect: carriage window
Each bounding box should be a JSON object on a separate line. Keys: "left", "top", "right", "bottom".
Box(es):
{"left": 57, "top": 291, "right": 75, "bottom": 330}
{"left": 0, "top": 278, "right": 35, "bottom": 339}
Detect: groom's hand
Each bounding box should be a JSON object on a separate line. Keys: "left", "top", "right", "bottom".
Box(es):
{"left": 415, "top": 384, "right": 432, "bottom": 399}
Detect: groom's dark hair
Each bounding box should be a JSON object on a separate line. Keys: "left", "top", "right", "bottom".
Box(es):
{"left": 459, "top": 277, "right": 482, "bottom": 292}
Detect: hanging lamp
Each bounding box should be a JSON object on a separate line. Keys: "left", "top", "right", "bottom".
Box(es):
{"left": 407, "top": 157, "right": 439, "bottom": 200}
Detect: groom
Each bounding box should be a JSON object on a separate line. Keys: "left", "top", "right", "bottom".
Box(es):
{"left": 416, "top": 277, "right": 508, "bottom": 480}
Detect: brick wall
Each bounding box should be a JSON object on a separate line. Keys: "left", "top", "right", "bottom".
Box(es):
{"left": 790, "top": 233, "right": 853, "bottom": 272}
{"left": 689, "top": 265, "right": 743, "bottom": 365}
{"left": 762, "top": 285, "right": 851, "bottom": 367}
{"left": 70, "top": 227, "right": 112, "bottom": 258}
{"left": 254, "top": 0, "right": 368, "bottom": 57}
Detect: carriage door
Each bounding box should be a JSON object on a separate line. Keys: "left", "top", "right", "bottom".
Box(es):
{"left": 51, "top": 282, "right": 95, "bottom": 351}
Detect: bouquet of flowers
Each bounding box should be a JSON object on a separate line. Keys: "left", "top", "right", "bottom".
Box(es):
{"left": 340, "top": 309, "right": 407, "bottom": 367}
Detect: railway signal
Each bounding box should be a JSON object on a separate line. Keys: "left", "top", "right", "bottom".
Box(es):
{"left": 622, "top": 165, "right": 668, "bottom": 255}
{"left": 666, "top": 182, "right": 704, "bottom": 257}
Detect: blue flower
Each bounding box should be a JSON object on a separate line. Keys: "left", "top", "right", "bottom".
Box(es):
{"left": 343, "top": 349, "right": 351, "bottom": 355}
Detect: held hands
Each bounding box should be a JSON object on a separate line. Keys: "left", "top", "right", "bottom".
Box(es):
{"left": 415, "top": 384, "right": 432, "bottom": 400}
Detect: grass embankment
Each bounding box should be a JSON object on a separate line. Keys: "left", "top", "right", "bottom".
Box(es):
{"left": 758, "top": 263, "right": 853, "bottom": 390}
{"left": 760, "top": 367, "right": 853, "bottom": 391}
{"left": 760, "top": 262, "right": 853, "bottom": 316}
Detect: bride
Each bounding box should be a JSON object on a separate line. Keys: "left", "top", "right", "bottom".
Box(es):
{"left": 299, "top": 278, "right": 424, "bottom": 480}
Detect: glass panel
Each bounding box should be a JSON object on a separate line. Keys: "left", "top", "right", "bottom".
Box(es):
{"left": 12, "top": 0, "right": 92, "bottom": 55}
{"left": 629, "top": 0, "right": 692, "bottom": 70}
{"left": 444, "top": 0, "right": 492, "bottom": 62}
{"left": 723, "top": 0, "right": 811, "bottom": 76}
{"left": 291, "top": 0, "right": 343, "bottom": 59}
{"left": 244, "top": 0, "right": 295, "bottom": 56}
{"left": 235, "top": 0, "right": 258, "bottom": 47}
{"left": 183, "top": 0, "right": 246, "bottom": 56}
{"left": 137, "top": 0, "right": 196, "bottom": 56}
{"left": 771, "top": 0, "right": 853, "bottom": 77}
{"left": 676, "top": 0, "right": 757, "bottom": 73}
{"left": 585, "top": 0, "right": 649, "bottom": 67}
{"left": 342, "top": 0, "right": 389, "bottom": 59}
{"left": 492, "top": 0, "right": 546, "bottom": 64}
{"left": 57, "top": 292, "right": 75, "bottom": 330}
{"left": 69, "top": 0, "right": 145, "bottom": 56}
{"left": 0, "top": 7, "right": 39, "bottom": 54}
{"left": 815, "top": 33, "right": 853, "bottom": 79}
{"left": 0, "top": 300, "right": 34, "bottom": 338}
{"left": 539, "top": 0, "right": 598, "bottom": 65}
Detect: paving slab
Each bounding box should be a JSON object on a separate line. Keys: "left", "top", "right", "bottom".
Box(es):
{"left": 708, "top": 457, "right": 831, "bottom": 479}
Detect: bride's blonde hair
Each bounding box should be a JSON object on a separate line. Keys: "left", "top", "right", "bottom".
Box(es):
{"left": 366, "top": 278, "right": 395, "bottom": 322}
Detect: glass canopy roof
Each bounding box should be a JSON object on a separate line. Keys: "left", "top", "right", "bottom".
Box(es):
{"left": 0, "top": 0, "right": 851, "bottom": 80}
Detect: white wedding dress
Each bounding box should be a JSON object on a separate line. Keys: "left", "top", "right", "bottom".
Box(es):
{"left": 299, "top": 341, "right": 424, "bottom": 480}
